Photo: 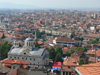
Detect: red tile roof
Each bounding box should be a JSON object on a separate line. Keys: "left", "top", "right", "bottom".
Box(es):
{"left": 52, "top": 62, "right": 61, "bottom": 68}
{"left": 63, "top": 56, "right": 80, "bottom": 66}
{"left": 76, "top": 62, "right": 100, "bottom": 75}
{"left": 3, "top": 58, "right": 30, "bottom": 65}
{"left": 88, "top": 50, "right": 95, "bottom": 55}
{"left": 63, "top": 47, "right": 68, "bottom": 50}
{"left": 56, "top": 37, "right": 76, "bottom": 43}
{"left": 38, "top": 41, "right": 43, "bottom": 45}
{"left": 14, "top": 28, "right": 20, "bottom": 31}
{"left": 23, "top": 65, "right": 28, "bottom": 69}
{"left": 87, "top": 50, "right": 100, "bottom": 56}
{"left": 97, "top": 50, "right": 100, "bottom": 56}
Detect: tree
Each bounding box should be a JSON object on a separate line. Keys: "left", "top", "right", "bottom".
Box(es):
{"left": 87, "top": 39, "right": 99, "bottom": 44}
{"left": 66, "top": 51, "right": 71, "bottom": 56}
{"left": 0, "top": 41, "right": 12, "bottom": 59}
{"left": 77, "top": 47, "right": 84, "bottom": 51}
{"left": 83, "top": 47, "right": 88, "bottom": 52}
{"left": 84, "top": 30, "right": 87, "bottom": 33}
{"left": 55, "top": 52, "right": 62, "bottom": 62}
{"left": 70, "top": 49, "right": 75, "bottom": 54}
{"left": 35, "top": 42, "right": 41, "bottom": 48}
{"left": 79, "top": 59, "right": 85, "bottom": 65}
{"left": 74, "top": 37, "right": 84, "bottom": 41}
{"left": 96, "top": 38, "right": 99, "bottom": 41}
{"left": 56, "top": 47, "right": 63, "bottom": 55}
{"left": 55, "top": 47, "right": 63, "bottom": 62}
{"left": 49, "top": 48, "right": 56, "bottom": 61}
{"left": 1, "top": 33, "right": 6, "bottom": 39}
{"left": 70, "top": 32, "right": 75, "bottom": 39}
{"left": 77, "top": 47, "right": 87, "bottom": 52}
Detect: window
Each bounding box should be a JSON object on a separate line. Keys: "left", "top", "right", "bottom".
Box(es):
{"left": 68, "top": 66, "right": 70, "bottom": 68}
{"left": 18, "top": 57, "right": 19, "bottom": 59}
{"left": 30, "top": 58, "right": 32, "bottom": 60}
{"left": 22, "top": 57, "right": 24, "bottom": 59}
{"left": 34, "top": 58, "right": 35, "bottom": 61}
{"left": 24, "top": 53, "right": 26, "bottom": 55}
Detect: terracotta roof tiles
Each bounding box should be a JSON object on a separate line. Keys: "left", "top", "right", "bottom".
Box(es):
{"left": 76, "top": 62, "right": 100, "bottom": 75}
{"left": 2, "top": 58, "right": 30, "bottom": 65}
{"left": 56, "top": 37, "right": 76, "bottom": 43}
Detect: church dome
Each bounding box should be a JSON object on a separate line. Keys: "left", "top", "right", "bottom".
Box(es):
{"left": 24, "top": 37, "right": 35, "bottom": 48}
{"left": 25, "top": 37, "right": 33, "bottom": 41}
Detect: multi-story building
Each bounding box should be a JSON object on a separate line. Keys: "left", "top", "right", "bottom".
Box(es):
{"left": 8, "top": 37, "right": 49, "bottom": 69}
{"left": 53, "top": 37, "right": 77, "bottom": 47}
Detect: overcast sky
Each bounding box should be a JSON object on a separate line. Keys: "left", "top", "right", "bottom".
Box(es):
{"left": 0, "top": 0, "right": 100, "bottom": 9}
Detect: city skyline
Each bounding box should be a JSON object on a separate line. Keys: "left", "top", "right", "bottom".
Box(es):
{"left": 0, "top": 0, "right": 100, "bottom": 9}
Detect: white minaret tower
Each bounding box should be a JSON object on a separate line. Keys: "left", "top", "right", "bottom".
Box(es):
{"left": 35, "top": 30, "right": 37, "bottom": 40}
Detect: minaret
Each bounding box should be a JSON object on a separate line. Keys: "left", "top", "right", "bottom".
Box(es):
{"left": 35, "top": 30, "right": 37, "bottom": 40}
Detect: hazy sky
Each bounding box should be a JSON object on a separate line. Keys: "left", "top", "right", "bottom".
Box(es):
{"left": 0, "top": 0, "right": 100, "bottom": 9}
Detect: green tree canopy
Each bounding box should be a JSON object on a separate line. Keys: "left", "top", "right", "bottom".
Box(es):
{"left": 87, "top": 39, "right": 99, "bottom": 44}
{"left": 79, "top": 59, "right": 85, "bottom": 65}
{"left": 0, "top": 41, "right": 12, "bottom": 59}
{"left": 55, "top": 52, "right": 62, "bottom": 62}
{"left": 49, "top": 48, "right": 56, "bottom": 61}
{"left": 66, "top": 50, "right": 71, "bottom": 56}
{"left": 77, "top": 47, "right": 88, "bottom": 52}
{"left": 56, "top": 47, "right": 63, "bottom": 55}
{"left": 70, "top": 49, "right": 75, "bottom": 54}
{"left": 55, "top": 47, "right": 63, "bottom": 62}
{"left": 70, "top": 32, "right": 75, "bottom": 39}
{"left": 74, "top": 37, "right": 84, "bottom": 41}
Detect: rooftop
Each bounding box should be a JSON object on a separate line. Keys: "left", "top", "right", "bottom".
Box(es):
{"left": 8, "top": 47, "right": 45, "bottom": 56}
{"left": 56, "top": 37, "right": 76, "bottom": 43}
{"left": 76, "top": 62, "right": 100, "bottom": 75}
{"left": 25, "top": 37, "right": 33, "bottom": 41}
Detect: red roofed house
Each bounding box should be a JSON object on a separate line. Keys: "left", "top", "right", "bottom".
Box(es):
{"left": 37, "top": 40, "right": 43, "bottom": 45}
{"left": 74, "top": 62, "right": 100, "bottom": 75}
{"left": 61, "top": 55, "right": 80, "bottom": 75}
{"left": 87, "top": 49, "right": 100, "bottom": 63}
{"left": 52, "top": 62, "right": 61, "bottom": 71}
{"left": 63, "top": 47, "right": 69, "bottom": 55}
{"left": 2, "top": 58, "right": 29, "bottom": 69}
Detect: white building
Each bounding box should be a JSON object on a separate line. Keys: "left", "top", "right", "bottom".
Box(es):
{"left": 53, "top": 37, "right": 76, "bottom": 47}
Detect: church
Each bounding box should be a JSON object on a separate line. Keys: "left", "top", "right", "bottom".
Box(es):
{"left": 8, "top": 37, "right": 49, "bottom": 69}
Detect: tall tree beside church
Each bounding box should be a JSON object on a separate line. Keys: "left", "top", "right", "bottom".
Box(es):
{"left": 55, "top": 47, "right": 63, "bottom": 62}
{"left": 49, "top": 48, "right": 56, "bottom": 61}
{"left": 0, "top": 41, "right": 12, "bottom": 59}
